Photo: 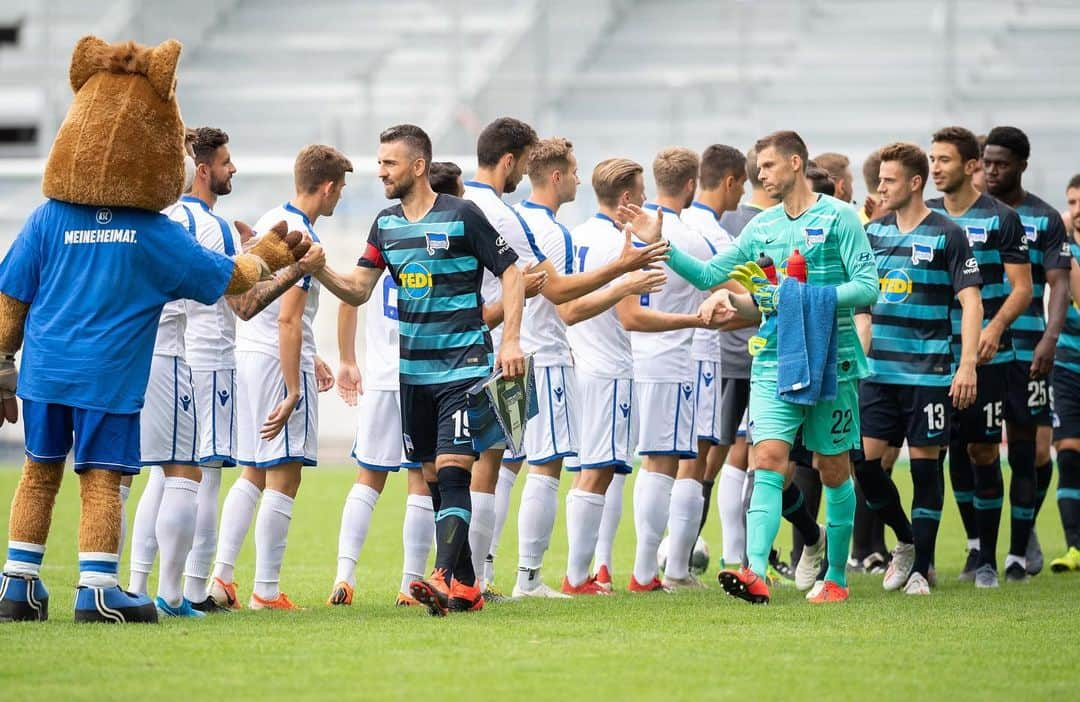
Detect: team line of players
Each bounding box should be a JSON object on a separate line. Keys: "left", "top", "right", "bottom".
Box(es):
{"left": 123, "top": 118, "right": 1080, "bottom": 616}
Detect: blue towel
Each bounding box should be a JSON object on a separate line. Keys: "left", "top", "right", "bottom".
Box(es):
{"left": 776, "top": 277, "right": 838, "bottom": 405}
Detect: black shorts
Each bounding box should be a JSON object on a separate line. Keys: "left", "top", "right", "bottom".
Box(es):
{"left": 718, "top": 376, "right": 750, "bottom": 446}
{"left": 1053, "top": 365, "right": 1080, "bottom": 441}
{"left": 860, "top": 381, "right": 951, "bottom": 448}
{"left": 1004, "top": 360, "right": 1053, "bottom": 427}
{"left": 400, "top": 378, "right": 479, "bottom": 464}
{"left": 953, "top": 363, "right": 1007, "bottom": 444}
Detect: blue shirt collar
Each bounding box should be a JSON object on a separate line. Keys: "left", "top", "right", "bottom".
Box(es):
{"left": 180, "top": 194, "right": 212, "bottom": 211}
{"left": 690, "top": 200, "right": 720, "bottom": 221}
{"left": 644, "top": 202, "right": 679, "bottom": 216}
{"left": 594, "top": 212, "right": 618, "bottom": 227}
{"left": 521, "top": 200, "right": 555, "bottom": 218}
{"left": 464, "top": 180, "right": 498, "bottom": 195}
{"left": 283, "top": 201, "right": 313, "bottom": 228}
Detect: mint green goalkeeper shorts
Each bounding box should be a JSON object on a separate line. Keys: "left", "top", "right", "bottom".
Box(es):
{"left": 747, "top": 377, "right": 861, "bottom": 455}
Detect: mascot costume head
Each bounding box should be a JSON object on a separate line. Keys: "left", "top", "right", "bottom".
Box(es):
{"left": 0, "top": 36, "right": 309, "bottom": 624}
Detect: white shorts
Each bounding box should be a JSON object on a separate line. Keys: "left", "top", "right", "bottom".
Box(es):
{"left": 694, "top": 360, "right": 722, "bottom": 445}
{"left": 570, "top": 372, "right": 637, "bottom": 474}
{"left": 236, "top": 351, "right": 318, "bottom": 468}
{"left": 191, "top": 369, "right": 237, "bottom": 467}
{"left": 635, "top": 380, "right": 697, "bottom": 457}
{"left": 350, "top": 389, "right": 419, "bottom": 471}
{"left": 140, "top": 354, "right": 198, "bottom": 465}
{"left": 525, "top": 365, "right": 579, "bottom": 465}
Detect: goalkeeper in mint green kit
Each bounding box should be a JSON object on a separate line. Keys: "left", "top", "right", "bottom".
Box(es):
{"left": 625, "top": 131, "right": 878, "bottom": 604}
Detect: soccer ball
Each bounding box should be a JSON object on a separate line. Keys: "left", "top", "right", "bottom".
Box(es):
{"left": 657, "top": 536, "right": 711, "bottom": 576}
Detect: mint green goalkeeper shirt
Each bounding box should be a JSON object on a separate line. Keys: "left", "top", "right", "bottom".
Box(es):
{"left": 667, "top": 194, "right": 879, "bottom": 383}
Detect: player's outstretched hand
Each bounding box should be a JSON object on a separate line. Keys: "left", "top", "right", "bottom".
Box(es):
{"left": 950, "top": 362, "right": 977, "bottom": 410}
{"left": 698, "top": 289, "right": 738, "bottom": 327}
{"left": 622, "top": 269, "right": 667, "bottom": 297}
{"left": 616, "top": 204, "right": 663, "bottom": 244}
{"left": 498, "top": 338, "right": 526, "bottom": 380}
{"left": 616, "top": 223, "right": 670, "bottom": 272}
{"left": 262, "top": 392, "right": 301, "bottom": 440}
{"left": 298, "top": 239, "right": 325, "bottom": 275}
{"left": 235, "top": 220, "right": 256, "bottom": 246}
{"left": 336, "top": 360, "right": 363, "bottom": 406}
{"left": 315, "top": 356, "right": 335, "bottom": 393}
{"left": 0, "top": 354, "right": 18, "bottom": 426}
{"left": 523, "top": 264, "right": 548, "bottom": 298}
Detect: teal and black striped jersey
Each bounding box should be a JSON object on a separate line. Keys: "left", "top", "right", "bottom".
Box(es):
{"left": 1055, "top": 242, "right": 1080, "bottom": 375}
{"left": 1006, "top": 192, "right": 1072, "bottom": 362}
{"left": 867, "top": 211, "right": 981, "bottom": 386}
{"left": 926, "top": 193, "right": 1029, "bottom": 365}
{"left": 358, "top": 194, "right": 519, "bottom": 386}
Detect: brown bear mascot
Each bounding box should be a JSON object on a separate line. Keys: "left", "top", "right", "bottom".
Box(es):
{"left": 0, "top": 36, "right": 310, "bottom": 623}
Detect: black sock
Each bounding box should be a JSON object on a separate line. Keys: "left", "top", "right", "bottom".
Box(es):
{"left": 855, "top": 458, "right": 914, "bottom": 544}
{"left": 1058, "top": 449, "right": 1080, "bottom": 549}
{"left": 427, "top": 480, "right": 442, "bottom": 513}
{"left": 872, "top": 465, "right": 890, "bottom": 555}
{"left": 948, "top": 440, "right": 979, "bottom": 542}
{"left": 973, "top": 458, "right": 1004, "bottom": 570}
{"left": 698, "top": 479, "right": 715, "bottom": 537}
{"left": 1007, "top": 440, "right": 1037, "bottom": 560}
{"left": 910, "top": 458, "right": 943, "bottom": 577}
{"left": 782, "top": 482, "right": 821, "bottom": 547}
{"left": 1034, "top": 460, "right": 1054, "bottom": 517}
{"left": 433, "top": 467, "right": 474, "bottom": 586}
{"left": 789, "top": 462, "right": 820, "bottom": 564}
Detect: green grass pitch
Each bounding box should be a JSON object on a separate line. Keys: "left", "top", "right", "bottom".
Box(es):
{"left": 0, "top": 463, "right": 1075, "bottom": 701}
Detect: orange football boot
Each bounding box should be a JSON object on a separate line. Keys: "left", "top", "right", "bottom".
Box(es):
{"left": 717, "top": 567, "right": 770, "bottom": 604}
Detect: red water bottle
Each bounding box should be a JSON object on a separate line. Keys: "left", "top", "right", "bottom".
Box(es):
{"left": 787, "top": 248, "right": 807, "bottom": 283}
{"left": 757, "top": 253, "right": 778, "bottom": 284}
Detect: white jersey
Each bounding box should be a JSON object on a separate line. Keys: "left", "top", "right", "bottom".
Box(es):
{"left": 567, "top": 213, "right": 634, "bottom": 379}
{"left": 462, "top": 180, "right": 545, "bottom": 350}
{"left": 681, "top": 201, "right": 735, "bottom": 363}
{"left": 235, "top": 202, "right": 321, "bottom": 372}
{"left": 513, "top": 200, "right": 573, "bottom": 367}
{"left": 154, "top": 202, "right": 191, "bottom": 357}
{"left": 179, "top": 195, "right": 243, "bottom": 370}
{"left": 631, "top": 204, "right": 711, "bottom": 382}
{"left": 364, "top": 269, "right": 402, "bottom": 391}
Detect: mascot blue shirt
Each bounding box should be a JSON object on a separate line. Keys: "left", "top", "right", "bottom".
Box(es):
{"left": 0, "top": 199, "right": 235, "bottom": 413}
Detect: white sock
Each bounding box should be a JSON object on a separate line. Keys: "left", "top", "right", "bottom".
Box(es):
{"left": 1005, "top": 553, "right": 1026, "bottom": 570}
{"left": 253, "top": 489, "right": 294, "bottom": 600}
{"left": 515, "top": 473, "right": 560, "bottom": 591}
{"left": 155, "top": 477, "right": 199, "bottom": 607}
{"left": 468, "top": 491, "right": 496, "bottom": 590}
{"left": 128, "top": 466, "right": 165, "bottom": 594}
{"left": 184, "top": 467, "right": 221, "bottom": 602}
{"left": 118, "top": 484, "right": 131, "bottom": 558}
{"left": 79, "top": 552, "right": 119, "bottom": 589}
{"left": 967, "top": 538, "right": 981, "bottom": 551}
{"left": 334, "top": 483, "right": 380, "bottom": 588}
{"left": 212, "top": 477, "right": 261, "bottom": 584}
{"left": 488, "top": 465, "right": 518, "bottom": 584}
{"left": 664, "top": 478, "right": 704, "bottom": 580}
{"left": 565, "top": 488, "right": 605, "bottom": 587}
{"left": 632, "top": 470, "right": 674, "bottom": 585}
{"left": 4, "top": 540, "right": 44, "bottom": 577}
{"left": 718, "top": 465, "right": 747, "bottom": 568}
{"left": 400, "top": 494, "right": 434, "bottom": 594}
{"left": 595, "top": 473, "right": 626, "bottom": 573}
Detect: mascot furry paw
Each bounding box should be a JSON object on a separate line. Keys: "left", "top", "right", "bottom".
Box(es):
{"left": 0, "top": 36, "right": 307, "bottom": 624}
